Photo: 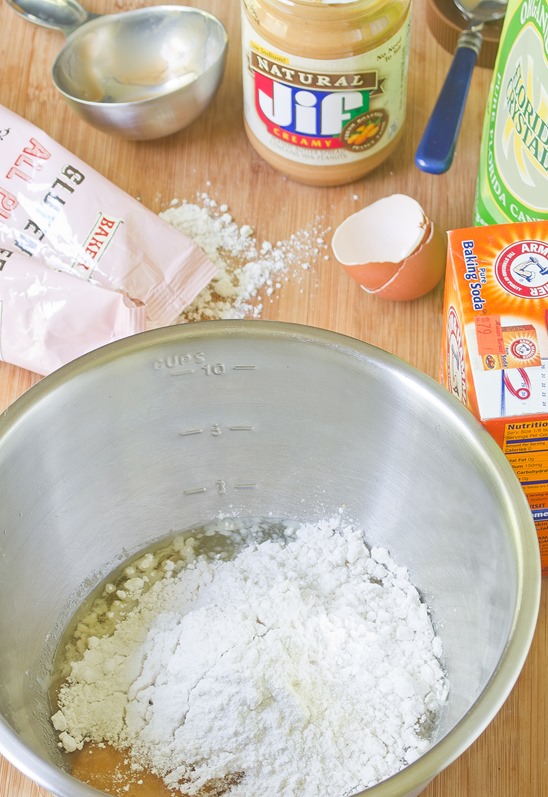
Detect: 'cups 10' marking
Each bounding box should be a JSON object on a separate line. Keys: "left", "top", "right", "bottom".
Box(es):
{"left": 153, "top": 354, "right": 257, "bottom": 375}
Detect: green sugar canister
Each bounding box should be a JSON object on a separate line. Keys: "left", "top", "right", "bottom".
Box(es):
{"left": 474, "top": 0, "right": 548, "bottom": 225}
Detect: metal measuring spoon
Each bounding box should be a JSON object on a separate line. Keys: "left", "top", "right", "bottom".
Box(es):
{"left": 5, "top": 0, "right": 96, "bottom": 32}
{"left": 5, "top": 0, "right": 228, "bottom": 140}
{"left": 415, "top": 0, "right": 508, "bottom": 174}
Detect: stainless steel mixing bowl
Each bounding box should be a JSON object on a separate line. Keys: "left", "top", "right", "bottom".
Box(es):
{"left": 0, "top": 321, "right": 541, "bottom": 797}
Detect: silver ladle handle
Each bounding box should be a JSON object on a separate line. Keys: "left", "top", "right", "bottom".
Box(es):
{"left": 5, "top": 0, "right": 98, "bottom": 35}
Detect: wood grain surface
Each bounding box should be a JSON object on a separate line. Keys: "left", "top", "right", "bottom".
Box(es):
{"left": 0, "top": 1, "right": 546, "bottom": 796}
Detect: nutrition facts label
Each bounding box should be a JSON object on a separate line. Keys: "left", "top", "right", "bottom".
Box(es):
{"left": 503, "top": 423, "right": 548, "bottom": 483}
{"left": 503, "top": 419, "right": 548, "bottom": 560}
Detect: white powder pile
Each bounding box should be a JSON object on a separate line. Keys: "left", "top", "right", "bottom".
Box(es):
{"left": 159, "top": 195, "right": 329, "bottom": 321}
{"left": 52, "top": 519, "right": 449, "bottom": 797}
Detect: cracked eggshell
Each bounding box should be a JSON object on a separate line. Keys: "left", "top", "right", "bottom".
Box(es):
{"left": 331, "top": 194, "right": 447, "bottom": 301}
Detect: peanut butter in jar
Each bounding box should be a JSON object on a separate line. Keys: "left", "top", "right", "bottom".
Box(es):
{"left": 241, "top": 0, "right": 412, "bottom": 186}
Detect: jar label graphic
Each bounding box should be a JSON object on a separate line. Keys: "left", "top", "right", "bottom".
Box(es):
{"left": 241, "top": 12, "right": 410, "bottom": 170}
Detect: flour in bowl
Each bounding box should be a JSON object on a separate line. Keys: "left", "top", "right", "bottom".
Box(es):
{"left": 52, "top": 518, "right": 449, "bottom": 797}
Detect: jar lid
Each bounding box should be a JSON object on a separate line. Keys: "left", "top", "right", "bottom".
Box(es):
{"left": 426, "top": 0, "right": 504, "bottom": 69}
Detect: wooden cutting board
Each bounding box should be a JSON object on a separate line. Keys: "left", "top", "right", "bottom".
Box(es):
{"left": 0, "top": 1, "right": 546, "bottom": 796}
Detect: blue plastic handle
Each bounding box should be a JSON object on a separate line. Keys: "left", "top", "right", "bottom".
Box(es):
{"left": 415, "top": 33, "right": 482, "bottom": 175}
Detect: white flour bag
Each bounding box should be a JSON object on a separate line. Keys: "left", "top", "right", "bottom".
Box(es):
{"left": 0, "top": 105, "right": 217, "bottom": 373}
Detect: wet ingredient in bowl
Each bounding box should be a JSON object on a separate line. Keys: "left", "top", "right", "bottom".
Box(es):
{"left": 51, "top": 518, "right": 449, "bottom": 797}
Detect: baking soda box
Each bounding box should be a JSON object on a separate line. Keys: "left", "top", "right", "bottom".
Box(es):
{"left": 440, "top": 219, "right": 548, "bottom": 573}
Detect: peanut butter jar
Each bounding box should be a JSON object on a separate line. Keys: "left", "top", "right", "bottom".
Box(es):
{"left": 241, "top": 0, "right": 412, "bottom": 186}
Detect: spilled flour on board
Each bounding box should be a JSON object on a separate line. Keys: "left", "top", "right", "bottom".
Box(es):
{"left": 159, "top": 193, "right": 330, "bottom": 321}
{"left": 52, "top": 518, "right": 449, "bottom": 797}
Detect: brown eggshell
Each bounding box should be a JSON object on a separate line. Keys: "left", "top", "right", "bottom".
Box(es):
{"left": 340, "top": 223, "right": 433, "bottom": 293}
{"left": 341, "top": 259, "right": 403, "bottom": 292}
{"left": 361, "top": 221, "right": 447, "bottom": 301}
{"left": 332, "top": 195, "right": 428, "bottom": 272}
{"left": 331, "top": 193, "right": 447, "bottom": 302}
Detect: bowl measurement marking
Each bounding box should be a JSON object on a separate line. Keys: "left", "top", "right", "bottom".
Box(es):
{"left": 178, "top": 425, "right": 255, "bottom": 437}
{"left": 159, "top": 356, "right": 259, "bottom": 493}
{"left": 183, "top": 481, "right": 258, "bottom": 496}
{"left": 179, "top": 424, "right": 256, "bottom": 495}
{"left": 154, "top": 352, "right": 207, "bottom": 369}
{"left": 165, "top": 361, "right": 257, "bottom": 377}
